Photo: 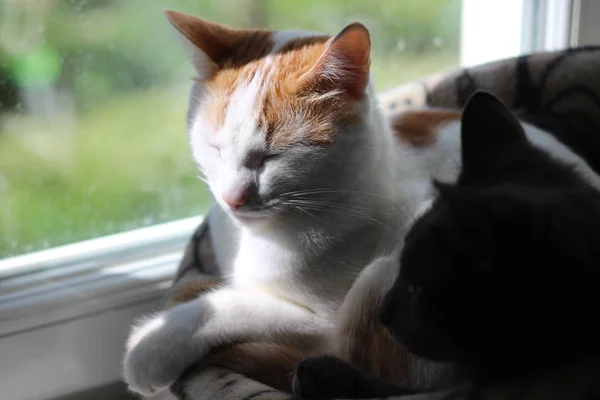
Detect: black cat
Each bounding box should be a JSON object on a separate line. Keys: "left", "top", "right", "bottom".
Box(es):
{"left": 293, "top": 91, "right": 600, "bottom": 399}
{"left": 380, "top": 91, "right": 600, "bottom": 383}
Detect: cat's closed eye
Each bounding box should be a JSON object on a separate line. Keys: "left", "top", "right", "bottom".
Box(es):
{"left": 263, "top": 153, "right": 280, "bottom": 162}
{"left": 209, "top": 144, "right": 221, "bottom": 157}
{"left": 255, "top": 154, "right": 280, "bottom": 173}
{"left": 257, "top": 153, "right": 281, "bottom": 169}
{"left": 243, "top": 150, "right": 279, "bottom": 169}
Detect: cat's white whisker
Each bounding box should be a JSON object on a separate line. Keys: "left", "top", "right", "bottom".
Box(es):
{"left": 286, "top": 198, "right": 395, "bottom": 215}
{"left": 279, "top": 187, "right": 339, "bottom": 196}
{"left": 290, "top": 205, "right": 327, "bottom": 224}
{"left": 196, "top": 175, "right": 209, "bottom": 184}
{"left": 281, "top": 200, "right": 392, "bottom": 230}
{"left": 282, "top": 188, "right": 395, "bottom": 201}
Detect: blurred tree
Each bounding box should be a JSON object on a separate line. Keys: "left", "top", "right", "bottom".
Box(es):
{"left": 0, "top": 66, "right": 19, "bottom": 114}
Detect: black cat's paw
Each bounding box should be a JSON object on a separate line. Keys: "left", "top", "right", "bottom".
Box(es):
{"left": 293, "top": 355, "right": 394, "bottom": 399}
{"left": 293, "top": 355, "right": 355, "bottom": 399}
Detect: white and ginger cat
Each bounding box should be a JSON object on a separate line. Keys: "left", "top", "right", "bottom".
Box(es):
{"left": 123, "top": 11, "right": 424, "bottom": 397}
{"left": 122, "top": 11, "right": 600, "bottom": 397}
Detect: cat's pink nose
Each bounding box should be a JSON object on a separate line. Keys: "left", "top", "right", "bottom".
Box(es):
{"left": 222, "top": 189, "right": 250, "bottom": 210}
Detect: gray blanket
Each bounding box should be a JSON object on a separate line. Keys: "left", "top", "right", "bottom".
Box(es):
{"left": 154, "top": 46, "right": 600, "bottom": 400}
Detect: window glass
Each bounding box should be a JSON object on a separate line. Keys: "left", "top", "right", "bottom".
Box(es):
{"left": 0, "top": 0, "right": 461, "bottom": 258}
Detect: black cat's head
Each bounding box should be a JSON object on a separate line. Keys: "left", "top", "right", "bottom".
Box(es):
{"left": 380, "top": 91, "right": 600, "bottom": 377}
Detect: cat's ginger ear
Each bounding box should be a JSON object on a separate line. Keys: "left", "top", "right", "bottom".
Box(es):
{"left": 164, "top": 10, "right": 241, "bottom": 78}
{"left": 305, "top": 22, "right": 371, "bottom": 100}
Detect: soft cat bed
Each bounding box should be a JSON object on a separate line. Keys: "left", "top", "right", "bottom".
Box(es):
{"left": 152, "top": 46, "right": 600, "bottom": 400}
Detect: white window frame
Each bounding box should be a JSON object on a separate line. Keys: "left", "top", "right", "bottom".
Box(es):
{"left": 460, "top": 0, "right": 528, "bottom": 67}
{"left": 569, "top": 0, "right": 600, "bottom": 47}
{"left": 2, "top": 1, "right": 597, "bottom": 398}
{"left": 460, "top": 0, "right": 579, "bottom": 68}
{"left": 0, "top": 217, "right": 201, "bottom": 400}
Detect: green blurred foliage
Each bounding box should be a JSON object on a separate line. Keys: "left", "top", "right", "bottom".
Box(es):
{"left": 0, "top": 0, "right": 461, "bottom": 258}
{"left": 2, "top": 0, "right": 460, "bottom": 111}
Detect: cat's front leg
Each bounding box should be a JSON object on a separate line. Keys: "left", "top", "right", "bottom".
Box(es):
{"left": 123, "top": 287, "right": 330, "bottom": 396}
{"left": 122, "top": 297, "right": 211, "bottom": 396}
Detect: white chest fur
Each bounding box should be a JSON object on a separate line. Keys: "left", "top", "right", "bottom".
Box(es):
{"left": 232, "top": 231, "right": 300, "bottom": 287}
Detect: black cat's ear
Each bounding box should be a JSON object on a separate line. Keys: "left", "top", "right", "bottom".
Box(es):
{"left": 460, "top": 91, "right": 527, "bottom": 171}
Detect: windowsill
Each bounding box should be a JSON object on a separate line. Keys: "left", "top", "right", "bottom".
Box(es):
{"left": 0, "top": 216, "right": 202, "bottom": 400}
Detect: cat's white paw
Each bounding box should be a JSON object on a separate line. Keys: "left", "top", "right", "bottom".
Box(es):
{"left": 123, "top": 349, "right": 176, "bottom": 396}
{"left": 122, "top": 313, "right": 204, "bottom": 396}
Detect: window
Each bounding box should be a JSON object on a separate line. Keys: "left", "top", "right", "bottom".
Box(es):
{"left": 0, "top": 1, "right": 588, "bottom": 399}
{"left": 0, "top": 0, "right": 462, "bottom": 260}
